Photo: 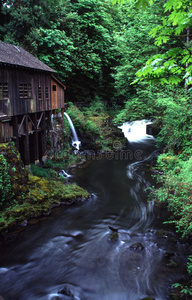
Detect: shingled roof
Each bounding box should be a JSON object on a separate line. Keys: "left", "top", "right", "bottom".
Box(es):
{"left": 0, "top": 41, "right": 55, "bottom": 73}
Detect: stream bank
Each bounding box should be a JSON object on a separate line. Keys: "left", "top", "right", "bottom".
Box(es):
{"left": 0, "top": 111, "right": 126, "bottom": 238}
{"left": 0, "top": 142, "right": 90, "bottom": 238}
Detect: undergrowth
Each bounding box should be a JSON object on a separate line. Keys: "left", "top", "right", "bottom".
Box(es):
{"left": 152, "top": 153, "right": 192, "bottom": 239}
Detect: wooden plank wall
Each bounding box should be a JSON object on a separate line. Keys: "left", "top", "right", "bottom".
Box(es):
{"left": 51, "top": 78, "right": 65, "bottom": 110}
{"left": 0, "top": 122, "right": 12, "bottom": 142}
{"left": 0, "top": 67, "right": 53, "bottom": 116}
{"left": 0, "top": 66, "right": 66, "bottom": 165}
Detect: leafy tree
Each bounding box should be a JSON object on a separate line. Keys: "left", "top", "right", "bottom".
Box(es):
{"left": 156, "top": 94, "right": 192, "bottom": 154}
{"left": 36, "top": 22, "right": 76, "bottom": 79}
{"left": 0, "top": 0, "right": 128, "bottom": 103}
{"left": 133, "top": 0, "right": 192, "bottom": 88}
{"left": 1, "top": 0, "right": 67, "bottom": 52}
{"left": 112, "top": 0, "right": 164, "bottom": 103}
{"left": 36, "top": 0, "right": 129, "bottom": 103}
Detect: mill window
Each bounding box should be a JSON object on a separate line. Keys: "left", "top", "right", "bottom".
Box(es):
{"left": 0, "top": 83, "right": 9, "bottom": 99}
{"left": 19, "top": 84, "right": 32, "bottom": 98}
{"left": 38, "top": 87, "right": 42, "bottom": 100}
{"left": 45, "top": 87, "right": 49, "bottom": 99}
{"left": 52, "top": 85, "right": 56, "bottom": 91}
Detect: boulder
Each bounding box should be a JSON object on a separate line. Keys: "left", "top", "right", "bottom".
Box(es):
{"left": 59, "top": 286, "right": 74, "bottom": 297}
{"left": 110, "top": 232, "right": 119, "bottom": 240}
{"left": 164, "top": 251, "right": 175, "bottom": 258}
{"left": 130, "top": 242, "right": 144, "bottom": 251}
{"left": 167, "top": 259, "right": 178, "bottom": 268}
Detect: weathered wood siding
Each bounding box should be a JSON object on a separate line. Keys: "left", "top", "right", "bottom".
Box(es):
{"left": 0, "top": 67, "right": 52, "bottom": 116}
{"left": 0, "top": 122, "right": 12, "bottom": 142}
{"left": 0, "top": 64, "right": 66, "bottom": 165}
{"left": 51, "top": 78, "right": 65, "bottom": 110}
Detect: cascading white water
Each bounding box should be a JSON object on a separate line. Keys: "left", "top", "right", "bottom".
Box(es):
{"left": 58, "top": 169, "right": 72, "bottom": 179}
{"left": 64, "top": 112, "right": 81, "bottom": 150}
{"left": 119, "top": 119, "right": 154, "bottom": 142}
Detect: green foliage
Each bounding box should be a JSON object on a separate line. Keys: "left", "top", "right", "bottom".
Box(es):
{"left": 152, "top": 154, "right": 192, "bottom": 238}
{"left": 0, "top": 173, "right": 89, "bottom": 234}
{"left": 0, "top": 154, "right": 13, "bottom": 208}
{"left": 112, "top": 85, "right": 170, "bottom": 125}
{"left": 156, "top": 94, "right": 192, "bottom": 154}
{"left": 172, "top": 282, "right": 192, "bottom": 297}
{"left": 1, "top": 0, "right": 151, "bottom": 104}
{"left": 66, "top": 103, "right": 99, "bottom": 137}
{"left": 37, "top": 23, "right": 75, "bottom": 79}
{"left": 187, "top": 256, "right": 192, "bottom": 275}
{"left": 172, "top": 255, "right": 192, "bottom": 296}
{"left": 1, "top": 0, "right": 128, "bottom": 103}
{"left": 31, "top": 164, "right": 51, "bottom": 179}
{"left": 134, "top": 0, "right": 192, "bottom": 87}
{"left": 112, "top": 1, "right": 163, "bottom": 104}
{"left": 1, "top": 0, "right": 61, "bottom": 50}
{"left": 83, "top": 99, "right": 107, "bottom": 117}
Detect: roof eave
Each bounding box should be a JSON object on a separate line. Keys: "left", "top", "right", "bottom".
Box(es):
{"left": 0, "top": 61, "right": 56, "bottom": 73}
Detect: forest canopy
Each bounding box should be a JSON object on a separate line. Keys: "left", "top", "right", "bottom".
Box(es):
{"left": 1, "top": 0, "right": 192, "bottom": 152}
{"left": 0, "top": 0, "right": 163, "bottom": 103}
{"left": 0, "top": 0, "right": 192, "bottom": 146}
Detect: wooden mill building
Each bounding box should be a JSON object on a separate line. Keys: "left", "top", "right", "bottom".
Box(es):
{"left": 0, "top": 42, "right": 66, "bottom": 167}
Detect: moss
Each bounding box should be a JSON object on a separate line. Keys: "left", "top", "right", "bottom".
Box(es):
{"left": 0, "top": 177, "right": 89, "bottom": 235}
{"left": 110, "top": 232, "right": 119, "bottom": 240}
{"left": 0, "top": 143, "right": 90, "bottom": 236}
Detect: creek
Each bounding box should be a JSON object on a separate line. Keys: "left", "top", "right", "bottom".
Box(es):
{"left": 0, "top": 133, "right": 190, "bottom": 300}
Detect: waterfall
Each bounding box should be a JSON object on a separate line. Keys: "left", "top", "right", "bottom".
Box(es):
{"left": 119, "top": 119, "right": 154, "bottom": 143}
{"left": 58, "top": 169, "right": 72, "bottom": 179}
{"left": 64, "top": 112, "right": 81, "bottom": 150}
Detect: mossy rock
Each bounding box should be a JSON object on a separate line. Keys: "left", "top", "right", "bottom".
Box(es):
{"left": 155, "top": 230, "right": 169, "bottom": 237}
{"left": 130, "top": 242, "right": 144, "bottom": 251}
{"left": 164, "top": 251, "right": 175, "bottom": 258}
{"left": 0, "top": 142, "right": 28, "bottom": 187}
{"left": 0, "top": 142, "right": 90, "bottom": 235}
{"left": 167, "top": 259, "right": 178, "bottom": 268}
{"left": 110, "top": 232, "right": 119, "bottom": 240}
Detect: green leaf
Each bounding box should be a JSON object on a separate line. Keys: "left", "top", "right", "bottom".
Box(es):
{"left": 135, "top": 0, "right": 150, "bottom": 10}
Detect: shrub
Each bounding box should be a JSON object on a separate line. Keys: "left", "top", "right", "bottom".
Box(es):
{"left": 152, "top": 154, "right": 192, "bottom": 238}
{"left": 0, "top": 154, "right": 13, "bottom": 208}
{"left": 65, "top": 103, "right": 99, "bottom": 137}
{"left": 156, "top": 96, "right": 192, "bottom": 155}
{"left": 31, "top": 164, "right": 50, "bottom": 178}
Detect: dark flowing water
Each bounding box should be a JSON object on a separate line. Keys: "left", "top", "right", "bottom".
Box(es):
{"left": 0, "top": 138, "right": 189, "bottom": 300}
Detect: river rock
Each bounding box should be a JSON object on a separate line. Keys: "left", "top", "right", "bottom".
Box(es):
{"left": 18, "top": 220, "right": 28, "bottom": 227}
{"left": 167, "top": 259, "right": 178, "bottom": 268}
{"left": 155, "top": 230, "right": 169, "bottom": 238}
{"left": 108, "top": 226, "right": 118, "bottom": 232}
{"left": 164, "top": 251, "right": 175, "bottom": 258}
{"left": 130, "top": 242, "right": 144, "bottom": 251}
{"left": 110, "top": 232, "right": 119, "bottom": 240}
{"left": 59, "top": 286, "right": 74, "bottom": 298}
